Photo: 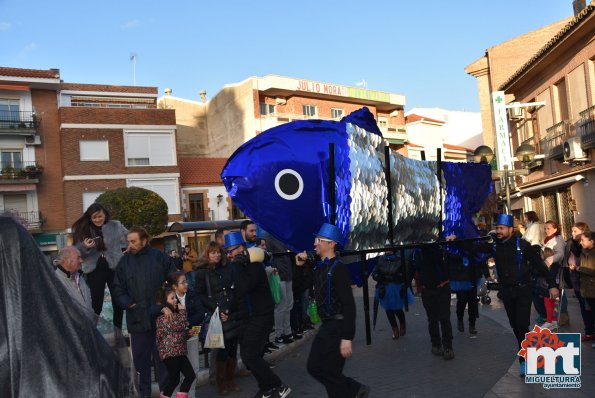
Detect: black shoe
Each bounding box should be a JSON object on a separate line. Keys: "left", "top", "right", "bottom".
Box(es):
{"left": 267, "top": 341, "right": 280, "bottom": 350}
{"left": 252, "top": 389, "right": 275, "bottom": 398}
{"left": 356, "top": 384, "right": 370, "bottom": 398}
{"left": 282, "top": 334, "right": 294, "bottom": 344}
{"left": 276, "top": 384, "right": 292, "bottom": 398}
{"left": 469, "top": 323, "right": 477, "bottom": 335}
{"left": 303, "top": 322, "right": 315, "bottom": 330}
{"left": 292, "top": 332, "right": 303, "bottom": 340}
{"left": 457, "top": 319, "right": 464, "bottom": 332}
{"left": 443, "top": 347, "right": 455, "bottom": 360}
{"left": 431, "top": 345, "right": 444, "bottom": 356}
{"left": 266, "top": 360, "right": 276, "bottom": 369}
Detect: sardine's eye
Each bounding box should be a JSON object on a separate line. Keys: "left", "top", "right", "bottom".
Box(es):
{"left": 274, "top": 169, "right": 304, "bottom": 200}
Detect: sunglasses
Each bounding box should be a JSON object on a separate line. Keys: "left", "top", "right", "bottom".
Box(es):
{"left": 225, "top": 246, "right": 240, "bottom": 255}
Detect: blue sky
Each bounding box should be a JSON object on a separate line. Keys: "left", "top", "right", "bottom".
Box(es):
{"left": 0, "top": 1, "right": 573, "bottom": 111}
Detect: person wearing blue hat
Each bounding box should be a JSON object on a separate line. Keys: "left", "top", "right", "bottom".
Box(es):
{"left": 296, "top": 223, "right": 370, "bottom": 398}
{"left": 224, "top": 231, "right": 292, "bottom": 398}
{"left": 447, "top": 213, "right": 559, "bottom": 378}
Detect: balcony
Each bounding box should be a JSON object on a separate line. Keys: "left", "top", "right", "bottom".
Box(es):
{"left": 0, "top": 111, "right": 41, "bottom": 135}
{"left": 544, "top": 120, "right": 574, "bottom": 159}
{"left": 578, "top": 105, "right": 595, "bottom": 149}
{"left": 0, "top": 161, "right": 44, "bottom": 182}
{"left": 3, "top": 210, "right": 43, "bottom": 231}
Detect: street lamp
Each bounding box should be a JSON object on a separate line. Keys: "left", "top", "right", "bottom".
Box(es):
{"left": 473, "top": 144, "right": 536, "bottom": 214}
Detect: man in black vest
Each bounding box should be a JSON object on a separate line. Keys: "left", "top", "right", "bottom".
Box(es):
{"left": 449, "top": 214, "right": 559, "bottom": 377}
{"left": 296, "top": 223, "right": 370, "bottom": 398}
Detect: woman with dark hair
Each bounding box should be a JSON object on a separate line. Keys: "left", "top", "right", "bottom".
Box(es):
{"left": 539, "top": 220, "right": 566, "bottom": 330}
{"left": 196, "top": 241, "right": 241, "bottom": 396}
{"left": 72, "top": 203, "right": 128, "bottom": 327}
{"left": 523, "top": 211, "right": 543, "bottom": 246}
{"left": 567, "top": 223, "right": 595, "bottom": 341}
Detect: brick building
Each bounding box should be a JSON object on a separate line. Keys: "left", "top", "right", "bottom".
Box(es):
{"left": 159, "top": 74, "right": 407, "bottom": 230}
{"left": 1, "top": 67, "right": 180, "bottom": 253}
{"left": 467, "top": 0, "right": 595, "bottom": 235}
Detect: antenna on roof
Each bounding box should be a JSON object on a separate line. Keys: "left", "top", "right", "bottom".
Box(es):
{"left": 130, "top": 53, "right": 137, "bottom": 86}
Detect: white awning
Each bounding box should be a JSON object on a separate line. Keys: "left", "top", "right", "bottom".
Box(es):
{"left": 519, "top": 174, "right": 585, "bottom": 195}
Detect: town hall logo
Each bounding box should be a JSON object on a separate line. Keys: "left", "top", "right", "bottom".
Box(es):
{"left": 518, "top": 326, "right": 581, "bottom": 388}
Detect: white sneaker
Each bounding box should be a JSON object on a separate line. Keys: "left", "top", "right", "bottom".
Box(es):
{"left": 541, "top": 321, "right": 558, "bottom": 330}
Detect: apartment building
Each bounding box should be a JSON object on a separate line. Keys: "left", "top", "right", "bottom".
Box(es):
{"left": 0, "top": 67, "right": 60, "bottom": 242}
{"left": 60, "top": 82, "right": 181, "bottom": 228}
{"left": 159, "top": 74, "right": 407, "bottom": 227}
{"left": 500, "top": 1, "right": 595, "bottom": 236}
{"left": 1, "top": 67, "right": 180, "bottom": 253}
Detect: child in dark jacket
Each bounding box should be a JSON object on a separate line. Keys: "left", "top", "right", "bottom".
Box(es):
{"left": 156, "top": 285, "right": 196, "bottom": 398}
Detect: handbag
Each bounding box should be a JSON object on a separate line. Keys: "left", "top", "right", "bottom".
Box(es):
{"left": 269, "top": 272, "right": 282, "bottom": 305}
{"left": 204, "top": 306, "right": 225, "bottom": 349}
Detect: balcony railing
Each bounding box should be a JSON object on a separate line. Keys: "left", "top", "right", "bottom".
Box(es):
{"left": 0, "top": 111, "right": 41, "bottom": 133}
{"left": 3, "top": 210, "right": 43, "bottom": 230}
{"left": 578, "top": 105, "right": 595, "bottom": 149}
{"left": 544, "top": 120, "right": 574, "bottom": 159}
{"left": 0, "top": 161, "right": 44, "bottom": 181}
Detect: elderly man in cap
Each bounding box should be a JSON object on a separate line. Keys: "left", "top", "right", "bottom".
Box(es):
{"left": 296, "top": 223, "right": 370, "bottom": 398}
{"left": 54, "top": 246, "right": 96, "bottom": 324}
{"left": 448, "top": 214, "right": 559, "bottom": 377}
{"left": 224, "top": 231, "right": 292, "bottom": 398}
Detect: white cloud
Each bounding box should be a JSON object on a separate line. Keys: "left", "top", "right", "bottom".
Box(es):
{"left": 17, "top": 42, "right": 37, "bottom": 58}
{"left": 122, "top": 19, "right": 141, "bottom": 29}
{"left": 0, "top": 22, "right": 11, "bottom": 31}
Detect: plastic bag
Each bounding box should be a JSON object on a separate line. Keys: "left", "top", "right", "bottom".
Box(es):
{"left": 307, "top": 299, "right": 321, "bottom": 324}
{"left": 204, "top": 307, "right": 225, "bottom": 349}
{"left": 269, "top": 272, "right": 282, "bottom": 305}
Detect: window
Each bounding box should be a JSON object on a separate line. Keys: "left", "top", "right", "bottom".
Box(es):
{"left": 231, "top": 202, "right": 245, "bottom": 220}
{"left": 124, "top": 132, "right": 175, "bottom": 166}
{"left": 553, "top": 78, "right": 569, "bottom": 122}
{"left": 303, "top": 105, "right": 316, "bottom": 118}
{"left": 80, "top": 140, "right": 109, "bottom": 161}
{"left": 1, "top": 150, "right": 22, "bottom": 169}
{"left": 0, "top": 99, "right": 20, "bottom": 124}
{"left": 378, "top": 116, "right": 388, "bottom": 127}
{"left": 127, "top": 178, "right": 179, "bottom": 214}
{"left": 331, "top": 108, "right": 344, "bottom": 119}
{"left": 259, "top": 103, "right": 275, "bottom": 116}
{"left": 82, "top": 192, "right": 104, "bottom": 212}
{"left": 188, "top": 193, "right": 206, "bottom": 221}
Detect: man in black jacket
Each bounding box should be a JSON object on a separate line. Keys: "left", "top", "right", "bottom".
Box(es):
{"left": 296, "top": 223, "right": 370, "bottom": 398}
{"left": 225, "top": 232, "right": 291, "bottom": 398}
{"left": 113, "top": 226, "right": 175, "bottom": 398}
{"left": 449, "top": 213, "right": 559, "bottom": 377}
{"left": 413, "top": 244, "right": 455, "bottom": 360}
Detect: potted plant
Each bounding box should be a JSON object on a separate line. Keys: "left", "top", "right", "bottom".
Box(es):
{"left": 1, "top": 166, "right": 17, "bottom": 179}
{"left": 24, "top": 164, "right": 43, "bottom": 178}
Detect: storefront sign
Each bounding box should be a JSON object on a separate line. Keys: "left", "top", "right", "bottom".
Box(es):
{"left": 296, "top": 79, "right": 390, "bottom": 103}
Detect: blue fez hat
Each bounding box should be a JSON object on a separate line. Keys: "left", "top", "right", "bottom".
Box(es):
{"left": 495, "top": 214, "right": 514, "bottom": 227}
{"left": 314, "top": 223, "right": 343, "bottom": 244}
{"left": 223, "top": 231, "right": 245, "bottom": 249}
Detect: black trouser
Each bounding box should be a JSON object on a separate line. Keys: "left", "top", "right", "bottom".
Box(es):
{"left": 216, "top": 337, "right": 238, "bottom": 361}
{"left": 499, "top": 284, "right": 532, "bottom": 363}
{"left": 456, "top": 290, "right": 478, "bottom": 323}
{"left": 307, "top": 319, "right": 361, "bottom": 398}
{"left": 239, "top": 314, "right": 282, "bottom": 392}
{"left": 385, "top": 309, "right": 405, "bottom": 328}
{"left": 130, "top": 330, "right": 168, "bottom": 397}
{"left": 421, "top": 284, "right": 453, "bottom": 349}
{"left": 86, "top": 257, "right": 123, "bottom": 328}
{"left": 163, "top": 355, "right": 196, "bottom": 396}
{"left": 575, "top": 289, "right": 595, "bottom": 335}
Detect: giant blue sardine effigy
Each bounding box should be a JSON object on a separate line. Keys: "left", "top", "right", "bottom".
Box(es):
{"left": 221, "top": 107, "right": 492, "bottom": 252}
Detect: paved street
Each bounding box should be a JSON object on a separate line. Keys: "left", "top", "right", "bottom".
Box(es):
{"left": 184, "top": 282, "right": 594, "bottom": 398}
